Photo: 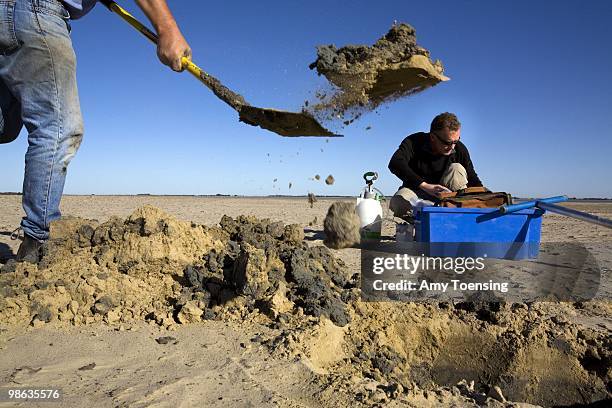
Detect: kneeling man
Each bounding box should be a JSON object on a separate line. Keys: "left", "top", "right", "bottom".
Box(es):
{"left": 388, "top": 112, "right": 483, "bottom": 218}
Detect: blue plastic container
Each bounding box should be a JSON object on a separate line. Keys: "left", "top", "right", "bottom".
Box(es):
{"left": 414, "top": 206, "right": 544, "bottom": 259}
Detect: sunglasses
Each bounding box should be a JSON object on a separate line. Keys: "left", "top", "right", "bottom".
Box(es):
{"left": 432, "top": 131, "right": 460, "bottom": 147}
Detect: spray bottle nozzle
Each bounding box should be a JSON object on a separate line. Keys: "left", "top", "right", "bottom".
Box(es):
{"left": 363, "top": 172, "right": 378, "bottom": 188}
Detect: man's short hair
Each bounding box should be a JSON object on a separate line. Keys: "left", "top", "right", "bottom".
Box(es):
{"left": 430, "top": 112, "right": 461, "bottom": 132}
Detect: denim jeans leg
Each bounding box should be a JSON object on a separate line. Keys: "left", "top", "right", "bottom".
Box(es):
{"left": 0, "top": 0, "right": 84, "bottom": 241}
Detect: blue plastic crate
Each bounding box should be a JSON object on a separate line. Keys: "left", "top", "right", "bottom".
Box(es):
{"left": 414, "top": 206, "right": 544, "bottom": 259}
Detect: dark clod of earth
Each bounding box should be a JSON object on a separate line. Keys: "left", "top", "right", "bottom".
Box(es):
{"left": 308, "top": 193, "right": 317, "bottom": 208}
{"left": 178, "top": 215, "right": 358, "bottom": 326}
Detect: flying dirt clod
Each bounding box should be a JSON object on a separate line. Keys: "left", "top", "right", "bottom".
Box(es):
{"left": 307, "top": 23, "right": 449, "bottom": 125}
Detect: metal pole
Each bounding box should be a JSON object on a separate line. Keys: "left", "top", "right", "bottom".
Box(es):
{"left": 500, "top": 195, "right": 568, "bottom": 214}
{"left": 536, "top": 202, "right": 612, "bottom": 229}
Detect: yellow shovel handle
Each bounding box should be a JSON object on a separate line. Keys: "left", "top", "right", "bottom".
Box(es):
{"left": 102, "top": 1, "right": 157, "bottom": 43}
{"left": 102, "top": 1, "right": 211, "bottom": 89}
{"left": 103, "top": 0, "right": 247, "bottom": 109}
{"left": 181, "top": 57, "right": 211, "bottom": 87}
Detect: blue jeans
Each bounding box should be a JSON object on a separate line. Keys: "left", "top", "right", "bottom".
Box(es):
{"left": 0, "top": 0, "right": 83, "bottom": 241}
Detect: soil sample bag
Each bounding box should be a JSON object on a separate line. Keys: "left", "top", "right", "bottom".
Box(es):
{"left": 438, "top": 187, "right": 513, "bottom": 208}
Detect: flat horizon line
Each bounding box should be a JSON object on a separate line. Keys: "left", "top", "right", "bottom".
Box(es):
{"left": 1, "top": 192, "right": 612, "bottom": 201}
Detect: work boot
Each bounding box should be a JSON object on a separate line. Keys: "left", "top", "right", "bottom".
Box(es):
{"left": 399, "top": 209, "right": 415, "bottom": 224}
{"left": 15, "top": 234, "right": 44, "bottom": 264}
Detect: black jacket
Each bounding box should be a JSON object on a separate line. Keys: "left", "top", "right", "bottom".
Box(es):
{"left": 388, "top": 132, "right": 482, "bottom": 192}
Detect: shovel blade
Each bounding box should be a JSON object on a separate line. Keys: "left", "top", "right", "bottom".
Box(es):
{"left": 238, "top": 106, "right": 340, "bottom": 137}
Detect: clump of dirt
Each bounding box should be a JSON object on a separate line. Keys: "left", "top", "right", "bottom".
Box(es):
{"left": 308, "top": 216, "right": 318, "bottom": 227}
{"left": 323, "top": 202, "right": 361, "bottom": 249}
{"left": 0, "top": 206, "right": 356, "bottom": 328}
{"left": 0, "top": 206, "right": 227, "bottom": 328}
{"left": 308, "top": 192, "right": 317, "bottom": 208}
{"left": 213, "top": 214, "right": 355, "bottom": 326}
{"left": 325, "top": 174, "right": 335, "bottom": 185}
{"left": 307, "top": 23, "right": 449, "bottom": 125}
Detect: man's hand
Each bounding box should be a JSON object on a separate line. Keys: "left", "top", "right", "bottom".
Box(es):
{"left": 157, "top": 27, "right": 191, "bottom": 71}
{"left": 419, "top": 182, "right": 451, "bottom": 198}
{"left": 136, "top": 0, "right": 192, "bottom": 71}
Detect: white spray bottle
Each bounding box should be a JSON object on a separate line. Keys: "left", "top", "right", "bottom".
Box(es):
{"left": 356, "top": 172, "right": 384, "bottom": 239}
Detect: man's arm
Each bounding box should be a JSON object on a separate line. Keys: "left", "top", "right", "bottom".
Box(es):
{"left": 388, "top": 139, "right": 425, "bottom": 190}
{"left": 135, "top": 0, "right": 192, "bottom": 71}
{"left": 457, "top": 142, "right": 483, "bottom": 187}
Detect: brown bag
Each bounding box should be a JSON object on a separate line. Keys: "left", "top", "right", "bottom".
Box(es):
{"left": 438, "top": 187, "right": 512, "bottom": 208}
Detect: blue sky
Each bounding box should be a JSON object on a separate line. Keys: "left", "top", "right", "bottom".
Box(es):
{"left": 2, "top": 0, "right": 611, "bottom": 198}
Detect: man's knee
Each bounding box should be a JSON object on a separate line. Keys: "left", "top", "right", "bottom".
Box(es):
{"left": 441, "top": 163, "right": 468, "bottom": 191}
{"left": 390, "top": 188, "right": 417, "bottom": 217}
{"left": 389, "top": 195, "right": 409, "bottom": 218}
{"left": 59, "top": 131, "right": 83, "bottom": 170}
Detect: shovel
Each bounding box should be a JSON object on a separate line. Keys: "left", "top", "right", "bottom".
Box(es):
{"left": 100, "top": 0, "right": 339, "bottom": 137}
